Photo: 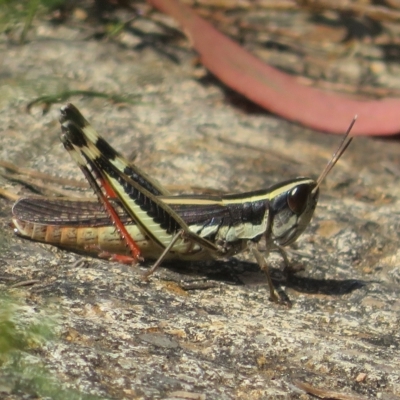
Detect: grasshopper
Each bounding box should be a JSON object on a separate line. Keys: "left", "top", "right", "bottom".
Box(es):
{"left": 12, "top": 104, "right": 354, "bottom": 302}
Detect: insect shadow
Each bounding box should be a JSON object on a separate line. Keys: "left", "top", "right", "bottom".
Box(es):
{"left": 155, "top": 259, "right": 365, "bottom": 297}
{"left": 285, "top": 275, "right": 366, "bottom": 296}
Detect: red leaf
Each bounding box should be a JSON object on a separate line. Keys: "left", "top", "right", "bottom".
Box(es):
{"left": 147, "top": 0, "right": 400, "bottom": 135}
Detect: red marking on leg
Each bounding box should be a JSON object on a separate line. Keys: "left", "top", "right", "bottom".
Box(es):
{"left": 84, "top": 245, "right": 138, "bottom": 265}
{"left": 102, "top": 179, "right": 118, "bottom": 198}
{"left": 97, "top": 177, "right": 143, "bottom": 262}
{"left": 98, "top": 251, "right": 137, "bottom": 264}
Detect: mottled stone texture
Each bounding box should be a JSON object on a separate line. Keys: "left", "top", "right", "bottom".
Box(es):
{"left": 0, "top": 11, "right": 399, "bottom": 400}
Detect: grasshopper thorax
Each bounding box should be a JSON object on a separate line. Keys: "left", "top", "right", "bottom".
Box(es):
{"left": 268, "top": 178, "right": 318, "bottom": 246}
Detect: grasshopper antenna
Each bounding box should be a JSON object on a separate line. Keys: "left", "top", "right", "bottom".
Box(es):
{"left": 313, "top": 116, "right": 356, "bottom": 194}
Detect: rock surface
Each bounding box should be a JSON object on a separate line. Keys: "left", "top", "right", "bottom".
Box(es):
{"left": 0, "top": 7, "right": 399, "bottom": 400}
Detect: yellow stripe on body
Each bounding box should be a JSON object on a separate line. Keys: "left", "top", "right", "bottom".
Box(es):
{"left": 102, "top": 170, "right": 200, "bottom": 252}
{"left": 161, "top": 179, "right": 315, "bottom": 208}
{"left": 80, "top": 123, "right": 171, "bottom": 196}
{"left": 69, "top": 136, "right": 202, "bottom": 253}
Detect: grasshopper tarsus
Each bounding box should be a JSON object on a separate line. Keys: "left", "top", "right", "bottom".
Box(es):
{"left": 99, "top": 251, "right": 139, "bottom": 265}
{"left": 273, "top": 287, "right": 293, "bottom": 308}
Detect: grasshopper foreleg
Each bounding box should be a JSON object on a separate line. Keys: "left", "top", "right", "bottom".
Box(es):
{"left": 251, "top": 244, "right": 278, "bottom": 303}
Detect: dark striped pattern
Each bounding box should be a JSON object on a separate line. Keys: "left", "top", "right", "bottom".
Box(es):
{"left": 59, "top": 104, "right": 218, "bottom": 252}
{"left": 39, "top": 103, "right": 322, "bottom": 250}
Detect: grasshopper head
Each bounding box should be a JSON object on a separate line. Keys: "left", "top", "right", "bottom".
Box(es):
{"left": 269, "top": 178, "right": 319, "bottom": 246}
{"left": 267, "top": 117, "right": 354, "bottom": 247}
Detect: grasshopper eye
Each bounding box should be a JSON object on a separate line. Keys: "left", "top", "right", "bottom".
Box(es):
{"left": 287, "top": 184, "right": 310, "bottom": 215}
